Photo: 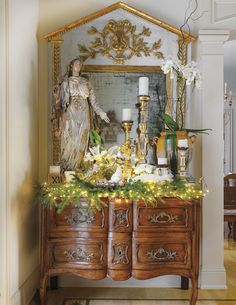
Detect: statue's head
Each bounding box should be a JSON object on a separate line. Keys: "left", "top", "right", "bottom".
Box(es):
{"left": 68, "top": 58, "right": 83, "bottom": 77}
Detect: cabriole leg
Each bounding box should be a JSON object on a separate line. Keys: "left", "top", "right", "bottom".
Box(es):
{"left": 190, "top": 276, "right": 198, "bottom": 305}
{"left": 40, "top": 275, "right": 48, "bottom": 305}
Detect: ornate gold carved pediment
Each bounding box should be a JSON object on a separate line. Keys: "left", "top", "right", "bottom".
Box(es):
{"left": 43, "top": 2, "right": 196, "bottom": 42}
{"left": 78, "top": 19, "right": 164, "bottom": 64}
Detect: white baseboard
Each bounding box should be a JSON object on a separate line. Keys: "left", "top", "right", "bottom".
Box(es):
{"left": 200, "top": 268, "right": 227, "bottom": 289}
{"left": 59, "top": 275, "right": 180, "bottom": 288}
{"left": 11, "top": 290, "right": 21, "bottom": 305}
{"left": 10, "top": 266, "right": 39, "bottom": 305}
{"left": 60, "top": 268, "right": 227, "bottom": 289}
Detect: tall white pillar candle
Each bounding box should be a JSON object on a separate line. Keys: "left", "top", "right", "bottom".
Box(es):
{"left": 139, "top": 77, "right": 149, "bottom": 96}
{"left": 122, "top": 108, "right": 132, "bottom": 121}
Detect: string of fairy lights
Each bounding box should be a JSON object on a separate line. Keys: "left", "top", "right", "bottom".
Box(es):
{"left": 36, "top": 178, "right": 208, "bottom": 212}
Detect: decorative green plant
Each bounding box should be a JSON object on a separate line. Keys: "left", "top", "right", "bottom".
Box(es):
{"left": 160, "top": 113, "right": 211, "bottom": 134}
{"left": 89, "top": 129, "right": 104, "bottom": 148}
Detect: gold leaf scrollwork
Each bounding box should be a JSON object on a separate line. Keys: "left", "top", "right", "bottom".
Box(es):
{"left": 78, "top": 19, "right": 164, "bottom": 64}
{"left": 51, "top": 34, "right": 63, "bottom": 165}
{"left": 176, "top": 37, "right": 189, "bottom": 128}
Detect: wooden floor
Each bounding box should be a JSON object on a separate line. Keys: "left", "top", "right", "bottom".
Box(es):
{"left": 32, "top": 238, "right": 236, "bottom": 305}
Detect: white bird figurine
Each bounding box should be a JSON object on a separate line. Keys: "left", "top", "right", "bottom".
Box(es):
{"left": 110, "top": 166, "right": 123, "bottom": 183}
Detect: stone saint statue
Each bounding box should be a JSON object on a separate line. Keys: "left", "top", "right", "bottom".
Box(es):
{"left": 53, "top": 58, "right": 109, "bottom": 171}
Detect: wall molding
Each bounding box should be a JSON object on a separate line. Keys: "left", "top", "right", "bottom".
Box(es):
{"left": 0, "top": 0, "right": 10, "bottom": 304}
{"left": 198, "top": 29, "right": 229, "bottom": 291}
{"left": 212, "top": 0, "right": 236, "bottom": 23}
{"left": 200, "top": 268, "right": 227, "bottom": 289}
{"left": 10, "top": 266, "right": 39, "bottom": 305}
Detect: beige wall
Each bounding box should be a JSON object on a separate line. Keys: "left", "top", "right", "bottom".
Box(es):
{"left": 9, "top": 0, "right": 39, "bottom": 302}
{"left": 0, "top": 0, "right": 39, "bottom": 304}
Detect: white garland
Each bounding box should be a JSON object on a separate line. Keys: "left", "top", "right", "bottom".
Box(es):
{"left": 132, "top": 164, "right": 173, "bottom": 183}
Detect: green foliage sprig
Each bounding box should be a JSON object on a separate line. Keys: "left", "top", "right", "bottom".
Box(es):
{"left": 89, "top": 130, "right": 104, "bottom": 148}
{"left": 34, "top": 177, "right": 206, "bottom": 213}
{"left": 160, "top": 113, "right": 211, "bottom": 134}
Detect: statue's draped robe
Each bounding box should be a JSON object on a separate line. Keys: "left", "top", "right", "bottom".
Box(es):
{"left": 57, "top": 76, "right": 103, "bottom": 170}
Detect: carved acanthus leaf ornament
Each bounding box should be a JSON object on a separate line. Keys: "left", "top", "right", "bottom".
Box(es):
{"left": 78, "top": 19, "right": 164, "bottom": 64}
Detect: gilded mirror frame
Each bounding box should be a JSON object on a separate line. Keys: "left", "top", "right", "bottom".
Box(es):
{"left": 45, "top": 2, "right": 195, "bottom": 165}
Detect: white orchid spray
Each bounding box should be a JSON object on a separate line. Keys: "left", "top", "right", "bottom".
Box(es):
{"left": 181, "top": 61, "right": 202, "bottom": 88}
{"left": 161, "top": 58, "right": 202, "bottom": 89}
{"left": 161, "top": 58, "right": 176, "bottom": 78}
{"left": 161, "top": 58, "right": 203, "bottom": 129}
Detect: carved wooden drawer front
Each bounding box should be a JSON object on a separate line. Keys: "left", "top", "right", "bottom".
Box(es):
{"left": 48, "top": 205, "right": 108, "bottom": 237}
{"left": 107, "top": 232, "right": 132, "bottom": 280}
{"left": 132, "top": 233, "right": 191, "bottom": 270}
{"left": 108, "top": 233, "right": 132, "bottom": 268}
{"left": 49, "top": 238, "right": 107, "bottom": 269}
{"left": 109, "top": 200, "right": 132, "bottom": 232}
{"left": 134, "top": 200, "right": 193, "bottom": 232}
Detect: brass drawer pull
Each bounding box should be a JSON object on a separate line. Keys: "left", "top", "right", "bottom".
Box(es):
{"left": 64, "top": 209, "right": 95, "bottom": 225}
{"left": 64, "top": 247, "right": 95, "bottom": 261}
{"left": 147, "top": 211, "right": 178, "bottom": 224}
{"left": 146, "top": 248, "right": 178, "bottom": 261}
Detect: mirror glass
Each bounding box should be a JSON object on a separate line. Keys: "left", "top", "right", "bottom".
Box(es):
{"left": 82, "top": 66, "right": 167, "bottom": 147}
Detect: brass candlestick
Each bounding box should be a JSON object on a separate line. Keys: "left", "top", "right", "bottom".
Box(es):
{"left": 177, "top": 147, "right": 189, "bottom": 178}
{"left": 122, "top": 121, "right": 133, "bottom": 146}
{"left": 136, "top": 95, "right": 150, "bottom": 164}
{"left": 121, "top": 121, "right": 133, "bottom": 179}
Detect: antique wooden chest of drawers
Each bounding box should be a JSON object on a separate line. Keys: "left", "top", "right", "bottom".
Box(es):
{"left": 40, "top": 198, "right": 200, "bottom": 305}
